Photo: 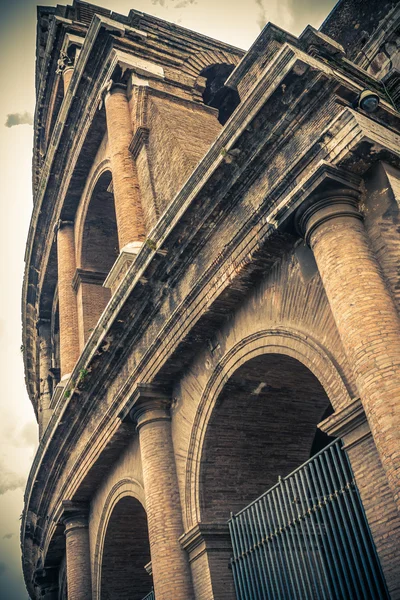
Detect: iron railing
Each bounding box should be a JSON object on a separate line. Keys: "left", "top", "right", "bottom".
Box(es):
{"left": 229, "top": 439, "right": 388, "bottom": 600}
{"left": 141, "top": 592, "right": 155, "bottom": 600}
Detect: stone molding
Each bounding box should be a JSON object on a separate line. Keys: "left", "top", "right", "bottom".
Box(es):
{"left": 119, "top": 383, "right": 172, "bottom": 430}
{"left": 180, "top": 522, "right": 232, "bottom": 563}
{"left": 72, "top": 268, "right": 109, "bottom": 292}
{"left": 103, "top": 242, "right": 143, "bottom": 293}
{"left": 55, "top": 500, "right": 90, "bottom": 534}
{"left": 129, "top": 126, "right": 150, "bottom": 159}
{"left": 22, "top": 30, "right": 400, "bottom": 593}
{"left": 319, "top": 396, "right": 371, "bottom": 451}
{"left": 295, "top": 186, "right": 362, "bottom": 246}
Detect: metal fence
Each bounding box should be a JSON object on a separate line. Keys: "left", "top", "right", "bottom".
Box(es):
{"left": 229, "top": 439, "right": 389, "bottom": 600}
{"left": 141, "top": 591, "right": 155, "bottom": 600}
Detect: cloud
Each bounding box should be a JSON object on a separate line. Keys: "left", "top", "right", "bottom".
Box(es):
{"left": 2, "top": 533, "right": 13, "bottom": 540}
{"left": 0, "top": 461, "right": 25, "bottom": 495}
{"left": 0, "top": 562, "right": 6, "bottom": 576}
{"left": 254, "top": 0, "right": 268, "bottom": 30}
{"left": 150, "top": 0, "right": 197, "bottom": 7}
{"left": 4, "top": 112, "right": 33, "bottom": 128}
{"left": 20, "top": 422, "right": 37, "bottom": 447}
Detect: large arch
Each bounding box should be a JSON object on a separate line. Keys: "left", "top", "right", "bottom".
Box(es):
{"left": 199, "top": 352, "right": 333, "bottom": 523}
{"left": 94, "top": 479, "right": 152, "bottom": 600}
{"left": 184, "top": 327, "right": 352, "bottom": 530}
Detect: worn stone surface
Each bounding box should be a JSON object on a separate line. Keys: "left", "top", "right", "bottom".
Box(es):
{"left": 21, "top": 0, "right": 400, "bottom": 599}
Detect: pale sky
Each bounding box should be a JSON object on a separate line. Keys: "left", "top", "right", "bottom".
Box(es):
{"left": 0, "top": 0, "right": 335, "bottom": 597}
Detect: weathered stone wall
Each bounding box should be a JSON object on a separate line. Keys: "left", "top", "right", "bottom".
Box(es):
{"left": 145, "top": 95, "right": 221, "bottom": 217}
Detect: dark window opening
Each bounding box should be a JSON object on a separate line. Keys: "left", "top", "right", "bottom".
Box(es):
{"left": 201, "top": 63, "right": 241, "bottom": 125}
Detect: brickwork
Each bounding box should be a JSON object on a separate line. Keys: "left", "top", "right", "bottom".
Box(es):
{"left": 75, "top": 278, "right": 110, "bottom": 349}
{"left": 200, "top": 353, "right": 331, "bottom": 522}
{"left": 63, "top": 510, "right": 92, "bottom": 600}
{"left": 100, "top": 496, "right": 152, "bottom": 599}
{"left": 56, "top": 221, "right": 80, "bottom": 376}
{"left": 299, "top": 188, "right": 400, "bottom": 514}
{"left": 347, "top": 435, "right": 400, "bottom": 598}
{"left": 147, "top": 96, "right": 221, "bottom": 215}
{"left": 131, "top": 391, "right": 194, "bottom": 600}
{"left": 22, "top": 2, "right": 400, "bottom": 599}
{"left": 105, "top": 85, "right": 145, "bottom": 249}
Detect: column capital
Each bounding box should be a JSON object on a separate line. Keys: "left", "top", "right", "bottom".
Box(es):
{"left": 55, "top": 501, "right": 89, "bottom": 535}
{"left": 119, "top": 383, "right": 172, "bottom": 430}
{"left": 296, "top": 186, "right": 362, "bottom": 245}
{"left": 53, "top": 219, "right": 74, "bottom": 236}
{"left": 103, "top": 81, "right": 128, "bottom": 105}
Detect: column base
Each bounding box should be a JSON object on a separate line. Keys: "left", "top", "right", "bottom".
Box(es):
{"left": 103, "top": 242, "right": 143, "bottom": 294}
{"left": 181, "top": 523, "right": 235, "bottom": 600}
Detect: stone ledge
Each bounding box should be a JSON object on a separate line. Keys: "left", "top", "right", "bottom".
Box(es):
{"left": 103, "top": 242, "right": 143, "bottom": 294}
{"left": 180, "top": 522, "right": 232, "bottom": 563}
{"left": 319, "top": 396, "right": 371, "bottom": 450}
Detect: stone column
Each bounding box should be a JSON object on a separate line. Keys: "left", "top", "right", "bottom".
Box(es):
{"left": 61, "top": 502, "right": 92, "bottom": 600}
{"left": 56, "top": 220, "right": 80, "bottom": 378}
{"left": 129, "top": 385, "right": 194, "bottom": 600}
{"left": 104, "top": 83, "right": 146, "bottom": 251}
{"left": 297, "top": 184, "right": 400, "bottom": 513}
{"left": 37, "top": 318, "right": 52, "bottom": 438}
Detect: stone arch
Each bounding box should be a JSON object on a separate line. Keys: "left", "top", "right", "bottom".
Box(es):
{"left": 181, "top": 49, "right": 241, "bottom": 80}
{"left": 184, "top": 327, "right": 352, "bottom": 530}
{"left": 75, "top": 160, "right": 118, "bottom": 271}
{"left": 93, "top": 478, "right": 151, "bottom": 600}
{"left": 74, "top": 160, "right": 118, "bottom": 347}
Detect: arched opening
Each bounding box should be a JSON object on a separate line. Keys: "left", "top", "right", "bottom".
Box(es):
{"left": 81, "top": 170, "right": 119, "bottom": 273}
{"left": 200, "top": 353, "right": 333, "bottom": 523}
{"left": 76, "top": 170, "right": 119, "bottom": 347}
{"left": 100, "top": 496, "right": 152, "bottom": 600}
{"left": 200, "top": 63, "right": 240, "bottom": 125}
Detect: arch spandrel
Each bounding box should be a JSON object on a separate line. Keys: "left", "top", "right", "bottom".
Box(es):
{"left": 183, "top": 327, "right": 353, "bottom": 531}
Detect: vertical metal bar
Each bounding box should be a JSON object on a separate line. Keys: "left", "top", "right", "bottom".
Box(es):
{"left": 294, "top": 469, "right": 330, "bottom": 600}
{"left": 254, "top": 498, "right": 284, "bottom": 600}
{"left": 238, "top": 511, "right": 260, "bottom": 599}
{"left": 339, "top": 446, "right": 390, "bottom": 599}
{"left": 231, "top": 514, "right": 251, "bottom": 599}
{"left": 331, "top": 443, "right": 386, "bottom": 598}
{"left": 317, "top": 449, "right": 366, "bottom": 599}
{"left": 271, "top": 484, "right": 302, "bottom": 598}
{"left": 288, "top": 472, "right": 324, "bottom": 600}
{"left": 249, "top": 503, "right": 272, "bottom": 600}
{"left": 282, "top": 474, "right": 315, "bottom": 597}
{"left": 307, "top": 457, "right": 349, "bottom": 599}
{"left": 229, "top": 517, "right": 246, "bottom": 600}
{"left": 323, "top": 446, "right": 371, "bottom": 597}
{"left": 263, "top": 494, "right": 291, "bottom": 596}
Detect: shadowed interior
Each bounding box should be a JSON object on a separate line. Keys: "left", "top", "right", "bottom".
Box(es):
{"left": 200, "top": 353, "right": 333, "bottom": 522}
{"left": 100, "top": 496, "right": 152, "bottom": 600}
